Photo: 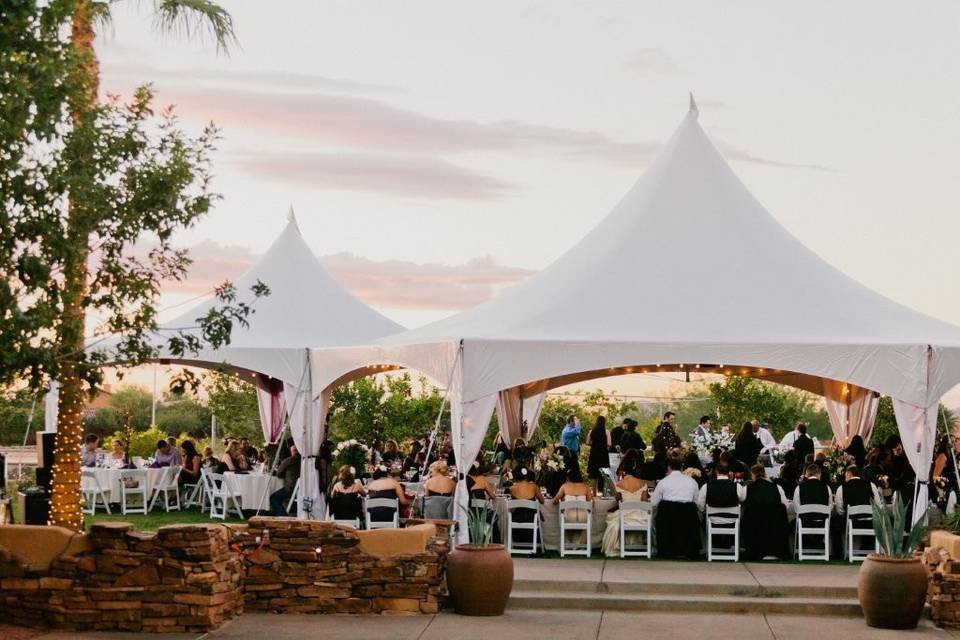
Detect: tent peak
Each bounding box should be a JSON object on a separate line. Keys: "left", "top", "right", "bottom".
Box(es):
{"left": 287, "top": 205, "right": 297, "bottom": 224}
{"left": 688, "top": 92, "right": 699, "bottom": 119}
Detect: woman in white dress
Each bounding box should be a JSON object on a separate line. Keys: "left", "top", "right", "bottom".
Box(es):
{"left": 104, "top": 440, "right": 128, "bottom": 469}
{"left": 602, "top": 450, "right": 650, "bottom": 557}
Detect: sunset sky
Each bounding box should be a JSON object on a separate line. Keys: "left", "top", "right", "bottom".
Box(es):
{"left": 95, "top": 1, "right": 960, "bottom": 406}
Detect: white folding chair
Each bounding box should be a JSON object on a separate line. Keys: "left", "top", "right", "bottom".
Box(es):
{"left": 619, "top": 501, "right": 652, "bottom": 558}
{"left": 80, "top": 469, "right": 111, "bottom": 515}
{"left": 149, "top": 467, "right": 182, "bottom": 512}
{"left": 706, "top": 505, "right": 740, "bottom": 562}
{"left": 206, "top": 472, "right": 243, "bottom": 520}
{"left": 506, "top": 500, "right": 540, "bottom": 555}
{"left": 559, "top": 500, "right": 592, "bottom": 557}
{"left": 846, "top": 504, "right": 878, "bottom": 562}
{"left": 286, "top": 478, "right": 301, "bottom": 514}
{"left": 119, "top": 469, "right": 148, "bottom": 515}
{"left": 796, "top": 503, "right": 831, "bottom": 561}
{"left": 364, "top": 497, "right": 399, "bottom": 529}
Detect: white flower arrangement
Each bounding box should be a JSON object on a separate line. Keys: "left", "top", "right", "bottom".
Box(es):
{"left": 690, "top": 429, "right": 734, "bottom": 458}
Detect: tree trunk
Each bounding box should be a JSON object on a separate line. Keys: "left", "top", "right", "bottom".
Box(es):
{"left": 48, "top": 0, "right": 98, "bottom": 532}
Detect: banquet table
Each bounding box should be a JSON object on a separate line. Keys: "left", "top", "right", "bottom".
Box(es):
{"left": 223, "top": 472, "right": 282, "bottom": 511}
{"left": 89, "top": 467, "right": 167, "bottom": 503}
{"left": 492, "top": 496, "right": 618, "bottom": 550}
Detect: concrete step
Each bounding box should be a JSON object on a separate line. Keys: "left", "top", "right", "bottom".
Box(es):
{"left": 508, "top": 590, "right": 862, "bottom": 616}
{"left": 511, "top": 578, "right": 858, "bottom": 599}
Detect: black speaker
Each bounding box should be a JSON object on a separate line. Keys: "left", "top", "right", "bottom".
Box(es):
{"left": 35, "top": 466, "right": 53, "bottom": 494}
{"left": 18, "top": 489, "right": 49, "bottom": 525}
{"left": 37, "top": 431, "right": 56, "bottom": 469}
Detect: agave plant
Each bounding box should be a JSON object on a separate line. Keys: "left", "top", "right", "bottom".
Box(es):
{"left": 459, "top": 500, "right": 499, "bottom": 546}
{"left": 871, "top": 493, "right": 927, "bottom": 558}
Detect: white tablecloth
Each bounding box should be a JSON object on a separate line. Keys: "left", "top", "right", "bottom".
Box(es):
{"left": 89, "top": 467, "right": 167, "bottom": 503}
{"left": 223, "top": 472, "right": 282, "bottom": 510}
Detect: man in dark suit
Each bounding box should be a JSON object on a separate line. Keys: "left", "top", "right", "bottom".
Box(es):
{"left": 792, "top": 423, "right": 814, "bottom": 463}
{"left": 619, "top": 419, "right": 647, "bottom": 453}
{"left": 611, "top": 419, "right": 627, "bottom": 452}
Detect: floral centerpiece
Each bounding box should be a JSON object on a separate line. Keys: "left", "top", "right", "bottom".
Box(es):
{"left": 822, "top": 444, "right": 855, "bottom": 484}
{"left": 333, "top": 439, "right": 370, "bottom": 474}
{"left": 534, "top": 448, "right": 567, "bottom": 473}
{"left": 690, "top": 428, "right": 735, "bottom": 459}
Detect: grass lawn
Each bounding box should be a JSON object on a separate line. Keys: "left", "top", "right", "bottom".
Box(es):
{"left": 84, "top": 507, "right": 247, "bottom": 531}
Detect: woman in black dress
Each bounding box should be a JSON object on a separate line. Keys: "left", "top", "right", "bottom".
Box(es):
{"left": 586, "top": 416, "right": 611, "bottom": 494}
{"left": 734, "top": 421, "right": 762, "bottom": 468}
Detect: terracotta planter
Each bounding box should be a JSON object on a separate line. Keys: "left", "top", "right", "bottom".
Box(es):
{"left": 858, "top": 554, "right": 928, "bottom": 629}
{"left": 446, "top": 544, "right": 513, "bottom": 616}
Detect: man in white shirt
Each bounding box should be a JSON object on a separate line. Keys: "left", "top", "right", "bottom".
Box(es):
{"left": 651, "top": 454, "right": 701, "bottom": 558}
{"left": 834, "top": 466, "right": 883, "bottom": 516}
{"left": 651, "top": 457, "right": 700, "bottom": 506}
{"left": 780, "top": 423, "right": 820, "bottom": 450}
{"left": 757, "top": 422, "right": 777, "bottom": 451}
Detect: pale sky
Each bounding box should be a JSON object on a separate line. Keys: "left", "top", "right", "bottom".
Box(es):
{"left": 95, "top": 1, "right": 960, "bottom": 406}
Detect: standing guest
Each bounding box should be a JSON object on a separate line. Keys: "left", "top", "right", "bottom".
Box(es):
{"left": 734, "top": 421, "right": 762, "bottom": 468}
{"left": 105, "top": 439, "right": 127, "bottom": 469}
{"left": 166, "top": 437, "right": 183, "bottom": 467}
{"left": 270, "top": 442, "right": 301, "bottom": 516}
{"left": 179, "top": 440, "right": 201, "bottom": 486}
{"left": 757, "top": 422, "right": 777, "bottom": 452}
{"left": 794, "top": 463, "right": 833, "bottom": 551}
{"left": 845, "top": 435, "right": 868, "bottom": 469}
{"left": 368, "top": 439, "right": 384, "bottom": 467}
{"left": 652, "top": 412, "right": 681, "bottom": 457}
{"left": 792, "top": 424, "right": 815, "bottom": 467}
{"left": 511, "top": 438, "right": 532, "bottom": 468}
{"left": 81, "top": 434, "right": 100, "bottom": 467}
{"left": 586, "top": 416, "right": 611, "bottom": 494}
{"left": 651, "top": 453, "right": 701, "bottom": 559}
{"left": 493, "top": 433, "right": 511, "bottom": 466}
{"left": 610, "top": 418, "right": 627, "bottom": 452}
{"left": 154, "top": 440, "right": 178, "bottom": 467}
{"left": 382, "top": 440, "right": 401, "bottom": 465}
{"left": 619, "top": 419, "right": 647, "bottom": 453}
{"left": 601, "top": 452, "right": 649, "bottom": 556}
{"left": 691, "top": 416, "right": 712, "bottom": 442}
{"left": 561, "top": 415, "right": 583, "bottom": 456}
{"left": 741, "top": 464, "right": 791, "bottom": 560}
{"left": 329, "top": 465, "right": 366, "bottom": 522}
{"left": 315, "top": 441, "right": 335, "bottom": 497}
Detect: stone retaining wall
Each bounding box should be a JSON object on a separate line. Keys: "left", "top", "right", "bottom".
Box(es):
{"left": 0, "top": 517, "right": 452, "bottom": 632}
{"left": 0, "top": 522, "right": 243, "bottom": 633}
{"left": 926, "top": 536, "right": 960, "bottom": 627}
{"left": 236, "top": 516, "right": 451, "bottom": 615}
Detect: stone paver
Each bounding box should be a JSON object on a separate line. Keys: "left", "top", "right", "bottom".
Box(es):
{"left": 745, "top": 562, "right": 858, "bottom": 590}
{"left": 512, "top": 558, "right": 604, "bottom": 583}
{"left": 422, "top": 609, "right": 602, "bottom": 640}
{"left": 207, "top": 614, "right": 431, "bottom": 640}
{"left": 601, "top": 559, "right": 756, "bottom": 588}
{"left": 599, "top": 611, "right": 773, "bottom": 639}
{"left": 766, "top": 614, "right": 947, "bottom": 639}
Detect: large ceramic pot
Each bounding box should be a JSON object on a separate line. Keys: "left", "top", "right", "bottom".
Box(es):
{"left": 446, "top": 544, "right": 513, "bottom": 616}
{"left": 858, "top": 554, "right": 928, "bottom": 629}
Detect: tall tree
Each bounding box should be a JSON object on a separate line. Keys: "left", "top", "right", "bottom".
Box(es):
{"left": 2, "top": 0, "right": 255, "bottom": 531}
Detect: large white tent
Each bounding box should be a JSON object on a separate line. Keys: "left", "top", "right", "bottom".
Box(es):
{"left": 149, "top": 209, "right": 402, "bottom": 517}
{"left": 309, "top": 99, "right": 960, "bottom": 533}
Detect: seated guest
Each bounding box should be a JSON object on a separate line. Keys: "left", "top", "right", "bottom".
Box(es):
{"left": 682, "top": 450, "right": 706, "bottom": 487}
{"left": 845, "top": 435, "right": 868, "bottom": 470}
{"left": 718, "top": 450, "right": 748, "bottom": 479}
{"left": 423, "top": 461, "right": 456, "bottom": 496}
{"left": 512, "top": 438, "right": 532, "bottom": 468}
{"left": 105, "top": 439, "right": 127, "bottom": 469}
{"left": 217, "top": 440, "right": 241, "bottom": 472}
{"left": 179, "top": 440, "right": 202, "bottom": 486}
{"left": 539, "top": 446, "right": 568, "bottom": 498}
{"left": 776, "top": 449, "right": 801, "bottom": 498}
{"left": 201, "top": 446, "right": 218, "bottom": 471}
{"left": 403, "top": 441, "right": 424, "bottom": 477}
{"left": 651, "top": 453, "right": 701, "bottom": 558}
{"left": 697, "top": 459, "right": 744, "bottom": 553}
{"left": 270, "top": 442, "right": 301, "bottom": 516}
{"left": 509, "top": 465, "right": 544, "bottom": 547}
{"left": 154, "top": 439, "right": 178, "bottom": 467}
{"left": 329, "top": 465, "right": 366, "bottom": 522}
{"left": 602, "top": 451, "right": 650, "bottom": 557}
{"left": 835, "top": 465, "right": 882, "bottom": 516}
{"left": 239, "top": 437, "right": 258, "bottom": 469}
{"left": 467, "top": 461, "right": 497, "bottom": 500}
{"left": 382, "top": 439, "right": 401, "bottom": 465}
{"left": 367, "top": 464, "right": 410, "bottom": 523}
{"left": 493, "top": 433, "right": 511, "bottom": 466}
{"left": 166, "top": 437, "right": 183, "bottom": 467}
{"left": 794, "top": 463, "right": 833, "bottom": 551}
{"left": 81, "top": 434, "right": 99, "bottom": 467}
{"left": 553, "top": 460, "right": 593, "bottom": 545}
{"left": 741, "top": 464, "right": 791, "bottom": 560}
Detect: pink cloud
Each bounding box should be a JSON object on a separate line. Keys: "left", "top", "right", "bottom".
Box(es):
{"left": 163, "top": 242, "right": 534, "bottom": 310}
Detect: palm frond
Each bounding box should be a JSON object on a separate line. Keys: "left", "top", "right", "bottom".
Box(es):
{"left": 89, "top": 0, "right": 118, "bottom": 30}
{"left": 152, "top": 0, "right": 237, "bottom": 54}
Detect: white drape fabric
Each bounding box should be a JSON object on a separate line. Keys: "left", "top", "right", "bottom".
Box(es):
{"left": 893, "top": 398, "right": 938, "bottom": 525}
{"left": 822, "top": 380, "right": 879, "bottom": 446}
{"left": 523, "top": 381, "right": 548, "bottom": 440}
{"left": 284, "top": 368, "right": 328, "bottom": 520}
{"left": 44, "top": 380, "right": 59, "bottom": 432}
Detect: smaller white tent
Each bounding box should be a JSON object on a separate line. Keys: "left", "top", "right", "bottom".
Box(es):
{"left": 309, "top": 100, "right": 960, "bottom": 533}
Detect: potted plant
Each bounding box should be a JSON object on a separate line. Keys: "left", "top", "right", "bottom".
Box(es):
{"left": 446, "top": 499, "right": 513, "bottom": 616}
{"left": 858, "top": 494, "right": 928, "bottom": 629}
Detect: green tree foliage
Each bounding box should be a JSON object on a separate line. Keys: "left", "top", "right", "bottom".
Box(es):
{"left": 870, "top": 396, "right": 956, "bottom": 448}
{"left": 707, "top": 376, "right": 831, "bottom": 441}
{"left": 155, "top": 397, "right": 211, "bottom": 440}
{"left": 327, "top": 374, "right": 447, "bottom": 445}
{"left": 204, "top": 371, "right": 261, "bottom": 447}
{"left": 0, "top": 389, "right": 44, "bottom": 446}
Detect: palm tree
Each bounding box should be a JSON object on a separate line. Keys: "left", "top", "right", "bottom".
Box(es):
{"left": 50, "top": 0, "right": 236, "bottom": 531}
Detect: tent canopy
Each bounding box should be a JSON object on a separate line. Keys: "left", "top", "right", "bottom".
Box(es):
{"left": 311, "top": 101, "right": 960, "bottom": 409}
{"left": 153, "top": 208, "right": 403, "bottom": 384}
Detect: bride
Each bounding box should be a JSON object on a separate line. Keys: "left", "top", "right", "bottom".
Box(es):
{"left": 602, "top": 450, "right": 650, "bottom": 557}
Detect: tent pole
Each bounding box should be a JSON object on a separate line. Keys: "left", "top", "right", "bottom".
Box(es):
{"left": 22, "top": 392, "right": 38, "bottom": 446}
{"left": 420, "top": 348, "right": 462, "bottom": 479}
